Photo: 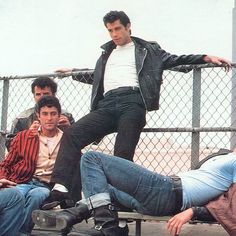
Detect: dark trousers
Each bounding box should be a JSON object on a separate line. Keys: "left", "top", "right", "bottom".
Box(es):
{"left": 51, "top": 90, "right": 146, "bottom": 201}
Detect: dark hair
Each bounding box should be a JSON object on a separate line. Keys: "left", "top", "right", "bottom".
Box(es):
{"left": 35, "top": 95, "right": 61, "bottom": 114}
{"left": 31, "top": 76, "right": 57, "bottom": 94}
{"left": 103, "top": 11, "right": 130, "bottom": 27}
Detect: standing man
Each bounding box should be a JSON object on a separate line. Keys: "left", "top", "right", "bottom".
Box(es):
{"left": 0, "top": 96, "right": 66, "bottom": 235}
{"left": 44, "top": 10, "right": 231, "bottom": 207}
{"left": 6, "top": 76, "right": 74, "bottom": 149}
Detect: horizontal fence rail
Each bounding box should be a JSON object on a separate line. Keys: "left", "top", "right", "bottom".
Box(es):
{"left": 0, "top": 63, "right": 236, "bottom": 174}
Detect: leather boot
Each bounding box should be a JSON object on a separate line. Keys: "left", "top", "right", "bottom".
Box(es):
{"left": 70, "top": 204, "right": 129, "bottom": 236}
{"left": 32, "top": 203, "right": 91, "bottom": 230}
{"left": 56, "top": 203, "right": 91, "bottom": 229}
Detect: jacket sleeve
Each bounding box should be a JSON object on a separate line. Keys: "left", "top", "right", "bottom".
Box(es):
{"left": 64, "top": 112, "right": 75, "bottom": 125}
{"left": 71, "top": 68, "right": 94, "bottom": 85}
{"left": 157, "top": 47, "right": 207, "bottom": 70}
{"left": 5, "top": 115, "right": 30, "bottom": 150}
{"left": 0, "top": 134, "right": 20, "bottom": 179}
{"left": 191, "top": 206, "right": 217, "bottom": 222}
{"left": 61, "top": 111, "right": 75, "bottom": 126}
{"left": 5, "top": 117, "right": 24, "bottom": 150}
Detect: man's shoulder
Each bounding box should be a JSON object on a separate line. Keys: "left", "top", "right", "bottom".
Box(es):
{"left": 195, "top": 148, "right": 232, "bottom": 169}
{"left": 132, "top": 36, "right": 161, "bottom": 52}
{"left": 16, "top": 107, "right": 35, "bottom": 119}
{"left": 15, "top": 129, "right": 35, "bottom": 138}
{"left": 132, "top": 36, "right": 160, "bottom": 46}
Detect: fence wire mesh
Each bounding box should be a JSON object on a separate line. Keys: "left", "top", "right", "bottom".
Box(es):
{"left": 0, "top": 65, "right": 235, "bottom": 175}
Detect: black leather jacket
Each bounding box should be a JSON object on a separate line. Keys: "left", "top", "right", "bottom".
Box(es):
{"left": 73, "top": 36, "right": 206, "bottom": 111}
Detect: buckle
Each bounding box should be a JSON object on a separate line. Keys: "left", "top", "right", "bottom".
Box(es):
{"left": 94, "top": 224, "right": 102, "bottom": 230}
{"left": 108, "top": 204, "right": 115, "bottom": 211}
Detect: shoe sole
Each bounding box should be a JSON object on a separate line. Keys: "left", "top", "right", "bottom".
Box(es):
{"left": 56, "top": 217, "right": 70, "bottom": 230}
{"left": 32, "top": 209, "right": 66, "bottom": 230}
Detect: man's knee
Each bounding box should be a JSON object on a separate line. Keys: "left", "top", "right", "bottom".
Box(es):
{"left": 7, "top": 188, "right": 25, "bottom": 205}
{"left": 81, "top": 151, "right": 104, "bottom": 167}
{"left": 27, "top": 188, "right": 50, "bottom": 202}
{"left": 82, "top": 151, "right": 96, "bottom": 163}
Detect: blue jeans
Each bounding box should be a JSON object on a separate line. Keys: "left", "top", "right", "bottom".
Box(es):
{"left": 16, "top": 179, "right": 50, "bottom": 233}
{"left": 0, "top": 188, "right": 24, "bottom": 236}
{"left": 81, "top": 151, "right": 177, "bottom": 216}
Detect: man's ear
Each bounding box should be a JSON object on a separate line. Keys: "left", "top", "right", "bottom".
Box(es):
{"left": 36, "top": 113, "right": 40, "bottom": 119}
{"left": 126, "top": 23, "right": 131, "bottom": 30}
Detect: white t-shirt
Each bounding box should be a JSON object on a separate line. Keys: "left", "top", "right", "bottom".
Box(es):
{"left": 178, "top": 152, "right": 236, "bottom": 209}
{"left": 103, "top": 41, "right": 139, "bottom": 94}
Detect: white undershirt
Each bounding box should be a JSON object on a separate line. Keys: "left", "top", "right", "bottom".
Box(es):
{"left": 103, "top": 41, "right": 139, "bottom": 94}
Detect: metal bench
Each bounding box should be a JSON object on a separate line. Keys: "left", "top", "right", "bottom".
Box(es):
{"left": 118, "top": 212, "right": 170, "bottom": 236}
{"left": 118, "top": 211, "right": 219, "bottom": 236}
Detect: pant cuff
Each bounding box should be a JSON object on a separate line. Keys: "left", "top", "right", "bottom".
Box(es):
{"left": 85, "top": 193, "right": 111, "bottom": 210}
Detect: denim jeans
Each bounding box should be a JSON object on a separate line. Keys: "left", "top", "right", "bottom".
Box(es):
{"left": 16, "top": 179, "right": 50, "bottom": 233}
{"left": 0, "top": 188, "right": 24, "bottom": 236}
{"left": 81, "top": 151, "right": 177, "bottom": 216}
{"left": 51, "top": 90, "right": 146, "bottom": 202}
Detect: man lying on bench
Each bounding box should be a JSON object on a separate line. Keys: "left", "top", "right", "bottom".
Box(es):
{"left": 33, "top": 149, "right": 236, "bottom": 236}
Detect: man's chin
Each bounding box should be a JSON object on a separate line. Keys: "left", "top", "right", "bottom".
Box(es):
{"left": 45, "top": 125, "right": 56, "bottom": 131}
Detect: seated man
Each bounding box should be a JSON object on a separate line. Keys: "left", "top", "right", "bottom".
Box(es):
{"left": 33, "top": 149, "right": 236, "bottom": 236}
{"left": 0, "top": 96, "right": 66, "bottom": 235}
{"left": 0, "top": 180, "right": 24, "bottom": 236}
{"left": 6, "top": 76, "right": 74, "bottom": 149}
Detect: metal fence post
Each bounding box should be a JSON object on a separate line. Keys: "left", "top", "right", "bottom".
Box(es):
{"left": 231, "top": 1, "right": 236, "bottom": 150}
{"left": 191, "top": 68, "right": 201, "bottom": 169}
{"left": 0, "top": 79, "right": 10, "bottom": 159}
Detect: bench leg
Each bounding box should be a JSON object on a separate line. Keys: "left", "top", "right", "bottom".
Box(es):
{"left": 135, "top": 219, "right": 141, "bottom": 236}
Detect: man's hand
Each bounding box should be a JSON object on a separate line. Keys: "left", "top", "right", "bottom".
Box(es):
{"left": 167, "top": 208, "right": 194, "bottom": 236}
{"left": 203, "top": 55, "right": 232, "bottom": 71}
{"left": 58, "top": 115, "right": 71, "bottom": 128}
{"left": 0, "top": 178, "right": 17, "bottom": 188}
{"left": 29, "top": 120, "right": 40, "bottom": 136}
{"left": 55, "top": 68, "right": 73, "bottom": 73}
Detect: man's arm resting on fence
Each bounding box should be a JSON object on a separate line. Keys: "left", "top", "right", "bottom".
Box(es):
{"left": 55, "top": 68, "right": 94, "bottom": 84}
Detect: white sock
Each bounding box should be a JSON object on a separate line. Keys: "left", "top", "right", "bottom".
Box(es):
{"left": 53, "top": 183, "right": 68, "bottom": 192}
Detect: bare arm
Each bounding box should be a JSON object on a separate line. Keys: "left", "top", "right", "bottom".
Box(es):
{"left": 167, "top": 208, "right": 194, "bottom": 236}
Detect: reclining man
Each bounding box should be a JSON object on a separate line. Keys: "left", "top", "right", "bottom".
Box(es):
{"left": 0, "top": 96, "right": 64, "bottom": 235}
{"left": 33, "top": 149, "right": 236, "bottom": 236}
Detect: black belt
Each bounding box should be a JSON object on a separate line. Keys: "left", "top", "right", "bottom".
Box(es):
{"left": 104, "top": 86, "right": 140, "bottom": 97}
{"left": 170, "top": 175, "right": 183, "bottom": 214}
{"left": 32, "top": 177, "right": 54, "bottom": 189}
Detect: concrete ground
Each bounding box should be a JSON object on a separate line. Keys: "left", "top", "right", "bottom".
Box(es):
{"left": 32, "top": 218, "right": 228, "bottom": 236}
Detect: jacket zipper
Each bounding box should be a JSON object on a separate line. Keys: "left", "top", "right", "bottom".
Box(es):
{"left": 137, "top": 48, "right": 148, "bottom": 110}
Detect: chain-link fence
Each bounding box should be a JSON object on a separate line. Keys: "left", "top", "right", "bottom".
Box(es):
{"left": 0, "top": 64, "right": 235, "bottom": 175}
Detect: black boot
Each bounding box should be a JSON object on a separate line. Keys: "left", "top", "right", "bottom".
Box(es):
{"left": 70, "top": 204, "right": 129, "bottom": 236}
{"left": 32, "top": 203, "right": 91, "bottom": 230}
{"left": 56, "top": 203, "right": 91, "bottom": 230}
